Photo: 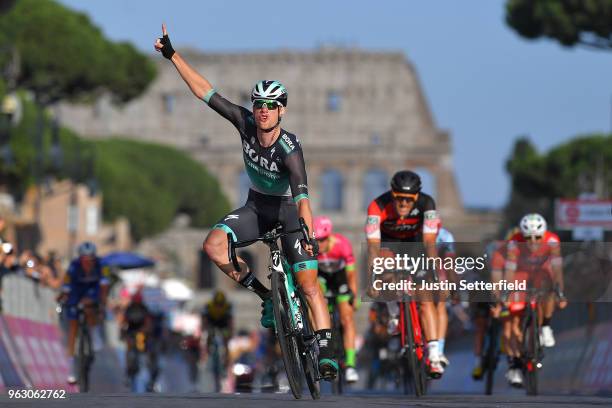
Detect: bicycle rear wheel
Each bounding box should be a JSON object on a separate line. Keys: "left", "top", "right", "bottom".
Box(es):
{"left": 523, "top": 310, "right": 539, "bottom": 396}
{"left": 210, "top": 339, "right": 222, "bottom": 392}
{"left": 271, "top": 270, "right": 304, "bottom": 399}
{"left": 330, "top": 308, "right": 344, "bottom": 395}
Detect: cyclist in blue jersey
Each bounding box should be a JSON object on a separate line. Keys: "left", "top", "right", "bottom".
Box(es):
{"left": 58, "top": 242, "right": 109, "bottom": 384}
{"left": 154, "top": 24, "right": 337, "bottom": 379}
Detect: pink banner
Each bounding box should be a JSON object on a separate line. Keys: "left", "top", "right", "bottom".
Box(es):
{"left": 2, "top": 316, "right": 69, "bottom": 390}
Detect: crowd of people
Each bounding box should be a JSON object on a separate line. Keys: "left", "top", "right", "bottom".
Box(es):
{"left": 0, "top": 239, "right": 67, "bottom": 312}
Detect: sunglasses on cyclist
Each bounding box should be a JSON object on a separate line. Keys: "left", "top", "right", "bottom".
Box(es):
{"left": 253, "top": 100, "right": 279, "bottom": 110}
{"left": 526, "top": 235, "right": 543, "bottom": 242}
{"left": 391, "top": 191, "right": 418, "bottom": 203}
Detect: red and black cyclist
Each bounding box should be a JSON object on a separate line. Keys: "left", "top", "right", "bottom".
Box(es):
{"left": 154, "top": 25, "right": 337, "bottom": 379}
{"left": 365, "top": 170, "right": 445, "bottom": 378}
{"left": 471, "top": 228, "right": 515, "bottom": 380}
{"left": 502, "top": 213, "right": 567, "bottom": 387}
{"left": 314, "top": 216, "right": 360, "bottom": 383}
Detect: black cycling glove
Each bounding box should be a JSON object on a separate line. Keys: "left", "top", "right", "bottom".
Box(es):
{"left": 159, "top": 34, "right": 175, "bottom": 60}
{"left": 311, "top": 239, "right": 320, "bottom": 257}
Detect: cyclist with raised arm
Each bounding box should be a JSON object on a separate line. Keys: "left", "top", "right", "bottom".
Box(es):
{"left": 314, "top": 216, "right": 360, "bottom": 383}
{"left": 58, "top": 242, "right": 109, "bottom": 384}
{"left": 154, "top": 25, "right": 337, "bottom": 379}
{"left": 365, "top": 170, "right": 445, "bottom": 378}
{"left": 503, "top": 213, "right": 567, "bottom": 387}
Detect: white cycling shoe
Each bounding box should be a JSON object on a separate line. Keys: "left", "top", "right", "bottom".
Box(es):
{"left": 540, "top": 326, "right": 555, "bottom": 347}
{"left": 439, "top": 354, "right": 450, "bottom": 368}
{"left": 428, "top": 359, "right": 445, "bottom": 379}
{"left": 506, "top": 368, "right": 523, "bottom": 387}
{"left": 387, "top": 318, "right": 400, "bottom": 335}
{"left": 66, "top": 356, "right": 77, "bottom": 384}
{"left": 345, "top": 367, "right": 359, "bottom": 383}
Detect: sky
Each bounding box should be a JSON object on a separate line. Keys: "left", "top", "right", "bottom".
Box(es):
{"left": 58, "top": 0, "right": 612, "bottom": 208}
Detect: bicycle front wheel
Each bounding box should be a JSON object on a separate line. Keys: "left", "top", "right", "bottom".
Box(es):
{"left": 78, "top": 327, "right": 92, "bottom": 392}
{"left": 401, "top": 302, "right": 425, "bottom": 397}
{"left": 484, "top": 318, "right": 500, "bottom": 395}
{"left": 523, "top": 310, "right": 540, "bottom": 396}
{"left": 271, "top": 270, "right": 304, "bottom": 399}
{"left": 296, "top": 289, "right": 320, "bottom": 400}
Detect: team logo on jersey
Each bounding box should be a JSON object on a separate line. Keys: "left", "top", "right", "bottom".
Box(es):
{"left": 281, "top": 134, "right": 295, "bottom": 151}
{"left": 365, "top": 215, "right": 380, "bottom": 236}
{"left": 270, "top": 147, "right": 276, "bottom": 156}
{"left": 410, "top": 208, "right": 420, "bottom": 216}
{"left": 243, "top": 140, "right": 280, "bottom": 172}
{"left": 424, "top": 210, "right": 438, "bottom": 220}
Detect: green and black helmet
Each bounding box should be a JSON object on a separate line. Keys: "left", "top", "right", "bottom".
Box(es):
{"left": 251, "top": 80, "right": 288, "bottom": 107}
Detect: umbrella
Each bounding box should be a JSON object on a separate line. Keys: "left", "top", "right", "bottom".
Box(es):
{"left": 161, "top": 278, "right": 193, "bottom": 301}
{"left": 101, "top": 252, "right": 155, "bottom": 270}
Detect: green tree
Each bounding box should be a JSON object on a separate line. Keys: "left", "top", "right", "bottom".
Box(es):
{"left": 1, "top": 95, "right": 229, "bottom": 239}
{"left": 0, "top": 0, "right": 155, "bottom": 105}
{"left": 92, "top": 139, "right": 230, "bottom": 240}
{"left": 503, "top": 134, "right": 612, "bottom": 230}
{"left": 506, "top": 0, "right": 612, "bottom": 50}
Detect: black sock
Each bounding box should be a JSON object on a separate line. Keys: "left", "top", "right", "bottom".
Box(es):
{"left": 239, "top": 271, "right": 270, "bottom": 301}
{"left": 316, "top": 329, "right": 334, "bottom": 360}
{"left": 542, "top": 317, "right": 551, "bottom": 327}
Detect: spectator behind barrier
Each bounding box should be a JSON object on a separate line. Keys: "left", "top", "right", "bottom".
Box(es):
{"left": 0, "top": 242, "right": 68, "bottom": 312}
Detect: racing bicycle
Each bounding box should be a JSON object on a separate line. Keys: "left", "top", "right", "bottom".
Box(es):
{"left": 228, "top": 218, "right": 321, "bottom": 399}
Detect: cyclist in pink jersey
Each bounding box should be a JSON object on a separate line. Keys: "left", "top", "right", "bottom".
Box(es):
{"left": 315, "top": 216, "right": 360, "bottom": 383}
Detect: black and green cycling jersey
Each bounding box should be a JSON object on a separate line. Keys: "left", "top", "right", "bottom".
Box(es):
{"left": 203, "top": 89, "right": 309, "bottom": 203}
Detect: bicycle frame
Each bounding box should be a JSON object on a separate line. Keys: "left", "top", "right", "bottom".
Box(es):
{"left": 227, "top": 218, "right": 321, "bottom": 399}
{"left": 268, "top": 245, "right": 304, "bottom": 331}
{"left": 399, "top": 300, "right": 425, "bottom": 360}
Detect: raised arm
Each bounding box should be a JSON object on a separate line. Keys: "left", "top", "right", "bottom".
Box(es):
{"left": 154, "top": 24, "right": 213, "bottom": 100}
{"left": 155, "top": 24, "right": 249, "bottom": 129}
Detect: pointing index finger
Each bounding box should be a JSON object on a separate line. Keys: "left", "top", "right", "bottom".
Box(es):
{"left": 162, "top": 23, "right": 168, "bottom": 36}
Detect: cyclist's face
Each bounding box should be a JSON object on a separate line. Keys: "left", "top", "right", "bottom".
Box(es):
{"left": 316, "top": 236, "right": 331, "bottom": 252}
{"left": 525, "top": 235, "right": 543, "bottom": 251}
{"left": 79, "top": 255, "right": 95, "bottom": 272}
{"left": 392, "top": 192, "right": 418, "bottom": 217}
{"left": 253, "top": 100, "right": 283, "bottom": 130}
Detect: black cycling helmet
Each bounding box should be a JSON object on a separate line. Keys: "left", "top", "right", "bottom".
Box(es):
{"left": 390, "top": 170, "right": 422, "bottom": 193}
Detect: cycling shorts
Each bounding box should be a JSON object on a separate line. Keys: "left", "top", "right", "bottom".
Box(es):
{"left": 507, "top": 270, "right": 554, "bottom": 314}
{"left": 318, "top": 269, "right": 351, "bottom": 304}
{"left": 65, "top": 284, "right": 100, "bottom": 320}
{"left": 213, "top": 189, "right": 317, "bottom": 273}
